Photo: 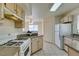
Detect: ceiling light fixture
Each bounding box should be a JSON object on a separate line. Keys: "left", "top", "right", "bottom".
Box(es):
{"left": 50, "top": 3, "right": 62, "bottom": 12}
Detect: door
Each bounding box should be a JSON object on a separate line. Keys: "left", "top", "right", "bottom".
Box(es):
{"left": 31, "top": 37, "right": 38, "bottom": 54}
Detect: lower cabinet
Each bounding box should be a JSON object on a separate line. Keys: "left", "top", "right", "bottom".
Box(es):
{"left": 14, "top": 52, "right": 19, "bottom": 56}
{"left": 64, "top": 44, "right": 69, "bottom": 53}
{"left": 15, "top": 20, "right": 25, "bottom": 28}
{"left": 31, "top": 36, "right": 43, "bottom": 54}
{"left": 31, "top": 37, "right": 38, "bottom": 54}
{"left": 38, "top": 37, "right": 43, "bottom": 50}
{"left": 64, "top": 44, "right": 79, "bottom": 56}
{"left": 69, "top": 47, "right": 79, "bottom": 56}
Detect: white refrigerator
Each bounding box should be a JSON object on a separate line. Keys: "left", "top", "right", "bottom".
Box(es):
{"left": 55, "top": 24, "right": 71, "bottom": 49}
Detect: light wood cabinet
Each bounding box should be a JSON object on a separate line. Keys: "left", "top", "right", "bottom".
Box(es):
{"left": 64, "top": 37, "right": 79, "bottom": 56}
{"left": 64, "top": 44, "right": 69, "bottom": 53}
{"left": 31, "top": 36, "right": 43, "bottom": 54}
{"left": 16, "top": 5, "right": 22, "bottom": 17}
{"left": 69, "top": 47, "right": 79, "bottom": 56}
{"left": 16, "top": 4, "right": 25, "bottom": 19}
{"left": 0, "top": 4, "right": 4, "bottom": 19}
{"left": 38, "top": 37, "right": 43, "bottom": 50}
{"left": 0, "top": 3, "right": 25, "bottom": 28}
{"left": 68, "top": 15, "right": 73, "bottom": 22}
{"left": 4, "top": 3, "right": 16, "bottom": 13}
{"left": 63, "top": 16, "right": 69, "bottom": 23}
{"left": 4, "top": 3, "right": 25, "bottom": 20}
{"left": 0, "top": 4, "right": 1, "bottom": 18}
{"left": 31, "top": 37, "right": 38, "bottom": 54}
{"left": 60, "top": 15, "right": 73, "bottom": 23}
{"left": 15, "top": 20, "right": 25, "bottom": 28}
{"left": 14, "top": 52, "right": 19, "bottom": 56}
{"left": 64, "top": 37, "right": 72, "bottom": 46}
{"left": 21, "top": 9, "right": 25, "bottom": 19}
{"left": 60, "top": 18, "right": 64, "bottom": 23}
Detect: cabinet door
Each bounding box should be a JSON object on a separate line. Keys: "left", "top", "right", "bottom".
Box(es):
{"left": 5, "top": 3, "right": 16, "bottom": 13}
{"left": 16, "top": 5, "right": 22, "bottom": 17}
{"left": 64, "top": 44, "right": 69, "bottom": 53}
{"left": 64, "top": 37, "right": 72, "bottom": 46}
{"left": 14, "top": 52, "right": 19, "bottom": 56}
{"left": 69, "top": 47, "right": 79, "bottom": 56}
{"left": 15, "top": 20, "right": 23, "bottom": 28}
{"left": 68, "top": 16, "right": 72, "bottom": 22}
{"left": 31, "top": 37, "right": 38, "bottom": 54}
{"left": 21, "top": 9, "right": 25, "bottom": 19}
{"left": 64, "top": 16, "right": 69, "bottom": 22}
{"left": 60, "top": 19, "right": 64, "bottom": 23}
{"left": 38, "top": 37, "right": 43, "bottom": 50}
{"left": 0, "top": 4, "right": 2, "bottom": 18}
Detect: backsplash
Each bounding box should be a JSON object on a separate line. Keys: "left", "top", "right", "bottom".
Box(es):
{"left": 0, "top": 18, "right": 22, "bottom": 44}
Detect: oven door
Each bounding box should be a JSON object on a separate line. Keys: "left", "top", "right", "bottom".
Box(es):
{"left": 20, "top": 39, "right": 31, "bottom": 56}
{"left": 24, "top": 47, "right": 29, "bottom": 56}
{"left": 21, "top": 43, "right": 31, "bottom": 56}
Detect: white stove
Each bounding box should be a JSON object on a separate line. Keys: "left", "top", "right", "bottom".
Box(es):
{"left": 1, "top": 38, "right": 31, "bottom": 56}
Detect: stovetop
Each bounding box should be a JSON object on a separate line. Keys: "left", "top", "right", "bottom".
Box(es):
{"left": 1, "top": 40, "right": 24, "bottom": 46}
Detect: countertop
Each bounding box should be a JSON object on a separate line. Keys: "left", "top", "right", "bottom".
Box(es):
{"left": 64, "top": 35, "right": 79, "bottom": 52}
{"left": 0, "top": 47, "right": 19, "bottom": 56}
{"left": 17, "top": 35, "right": 43, "bottom": 40}
{"left": 64, "top": 35, "right": 79, "bottom": 41}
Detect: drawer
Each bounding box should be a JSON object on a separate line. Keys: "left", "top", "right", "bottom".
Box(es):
{"left": 69, "top": 47, "right": 79, "bottom": 56}
{"left": 72, "top": 40, "right": 79, "bottom": 51}
{"left": 64, "top": 44, "right": 69, "bottom": 53}
{"left": 64, "top": 37, "right": 72, "bottom": 46}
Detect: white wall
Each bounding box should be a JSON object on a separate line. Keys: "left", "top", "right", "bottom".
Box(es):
{"left": 0, "top": 18, "right": 22, "bottom": 44}
{"left": 38, "top": 20, "right": 44, "bottom": 35}
{"left": 43, "top": 15, "right": 55, "bottom": 43}
{"left": 23, "top": 21, "right": 29, "bottom": 32}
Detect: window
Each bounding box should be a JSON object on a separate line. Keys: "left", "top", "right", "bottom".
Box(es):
{"left": 29, "top": 24, "right": 38, "bottom": 32}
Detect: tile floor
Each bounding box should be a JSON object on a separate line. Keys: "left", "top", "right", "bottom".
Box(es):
{"left": 32, "top": 41, "right": 68, "bottom": 56}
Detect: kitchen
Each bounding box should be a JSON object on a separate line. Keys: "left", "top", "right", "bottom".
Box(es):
{"left": 0, "top": 3, "right": 43, "bottom": 56}
{"left": 0, "top": 3, "right": 79, "bottom": 56}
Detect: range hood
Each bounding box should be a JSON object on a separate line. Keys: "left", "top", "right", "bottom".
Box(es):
{"left": 4, "top": 14, "right": 18, "bottom": 21}
{"left": 3, "top": 7, "right": 23, "bottom": 21}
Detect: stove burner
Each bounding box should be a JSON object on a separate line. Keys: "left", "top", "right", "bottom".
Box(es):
{"left": 2, "top": 41, "right": 23, "bottom": 46}
{"left": 6, "top": 42, "right": 16, "bottom": 46}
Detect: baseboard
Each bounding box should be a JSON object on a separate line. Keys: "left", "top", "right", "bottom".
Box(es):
{"left": 31, "top": 48, "right": 42, "bottom": 55}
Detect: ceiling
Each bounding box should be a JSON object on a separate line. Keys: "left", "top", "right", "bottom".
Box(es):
{"left": 23, "top": 3, "right": 79, "bottom": 20}
{"left": 54, "top": 3, "right": 79, "bottom": 16}
{"left": 32, "top": 3, "right": 53, "bottom": 19}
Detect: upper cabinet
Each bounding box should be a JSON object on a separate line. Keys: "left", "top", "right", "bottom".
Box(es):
{"left": 60, "top": 15, "right": 73, "bottom": 23}
{"left": 63, "top": 16, "right": 69, "bottom": 23}
{"left": 0, "top": 4, "right": 1, "bottom": 18}
{"left": 15, "top": 20, "right": 25, "bottom": 28}
{"left": 68, "top": 15, "right": 73, "bottom": 22}
{"left": 0, "top": 3, "right": 25, "bottom": 28}
{"left": 4, "top": 3, "right": 16, "bottom": 13}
